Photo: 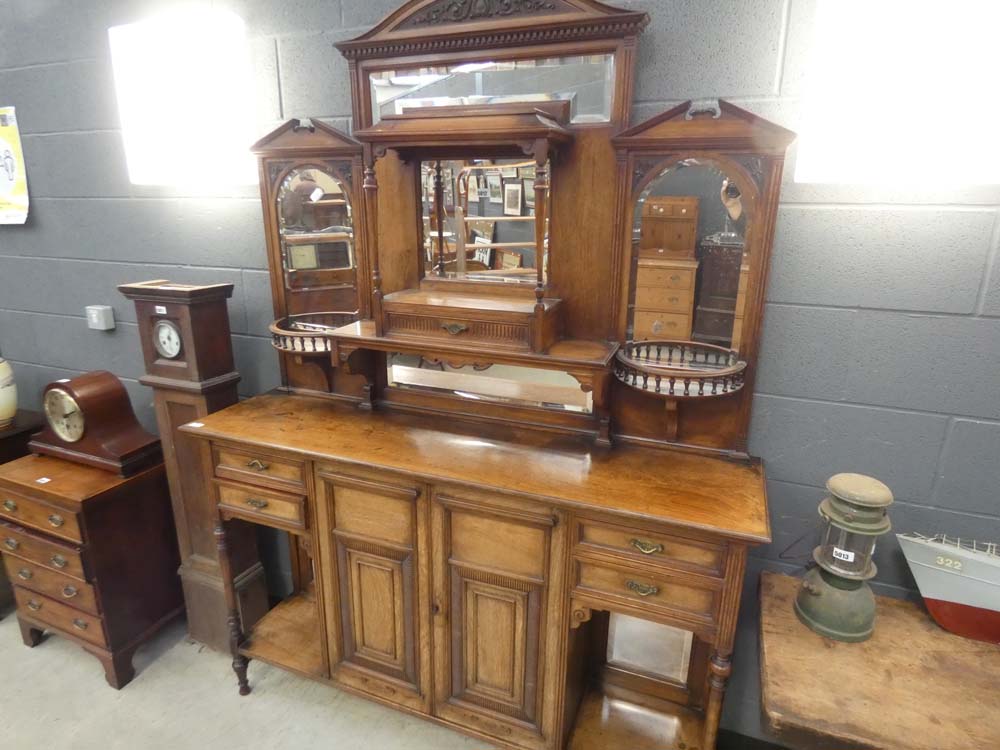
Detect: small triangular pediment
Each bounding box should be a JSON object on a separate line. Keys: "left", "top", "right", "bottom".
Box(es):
{"left": 252, "top": 119, "right": 361, "bottom": 156}
{"left": 335, "top": 0, "right": 647, "bottom": 60}
{"left": 613, "top": 100, "right": 796, "bottom": 153}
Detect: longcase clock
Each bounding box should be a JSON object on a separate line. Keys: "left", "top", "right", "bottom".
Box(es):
{"left": 118, "top": 280, "right": 267, "bottom": 650}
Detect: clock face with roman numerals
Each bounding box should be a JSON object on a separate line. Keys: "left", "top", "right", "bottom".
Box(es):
{"left": 43, "top": 388, "right": 85, "bottom": 443}
{"left": 153, "top": 320, "right": 183, "bottom": 359}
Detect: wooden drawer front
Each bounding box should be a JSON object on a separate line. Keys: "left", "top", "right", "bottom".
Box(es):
{"left": 576, "top": 520, "right": 724, "bottom": 576}
{"left": 0, "top": 492, "right": 82, "bottom": 543}
{"left": 215, "top": 446, "right": 305, "bottom": 491}
{"left": 15, "top": 587, "right": 107, "bottom": 647}
{"left": 3, "top": 555, "right": 99, "bottom": 615}
{"left": 217, "top": 482, "right": 306, "bottom": 531}
{"left": 574, "top": 560, "right": 718, "bottom": 624}
{"left": 385, "top": 312, "right": 530, "bottom": 351}
{"left": 1, "top": 521, "right": 87, "bottom": 580}
{"left": 328, "top": 475, "right": 417, "bottom": 548}
{"left": 642, "top": 197, "right": 698, "bottom": 218}
{"left": 633, "top": 311, "right": 691, "bottom": 340}
{"left": 635, "top": 265, "right": 694, "bottom": 290}
{"left": 634, "top": 286, "right": 692, "bottom": 313}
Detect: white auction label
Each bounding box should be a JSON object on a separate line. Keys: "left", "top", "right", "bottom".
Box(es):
{"left": 36, "top": 477, "right": 51, "bottom": 484}
{"left": 155, "top": 305, "right": 167, "bottom": 315}
{"left": 832, "top": 547, "right": 855, "bottom": 563}
{"left": 186, "top": 422, "right": 204, "bottom": 428}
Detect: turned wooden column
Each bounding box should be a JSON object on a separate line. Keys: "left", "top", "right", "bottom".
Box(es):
{"left": 433, "top": 160, "right": 446, "bottom": 277}
{"left": 215, "top": 520, "right": 251, "bottom": 696}
{"left": 363, "top": 147, "right": 384, "bottom": 336}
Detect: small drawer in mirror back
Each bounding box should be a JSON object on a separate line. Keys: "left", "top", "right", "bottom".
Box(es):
{"left": 0, "top": 493, "right": 82, "bottom": 543}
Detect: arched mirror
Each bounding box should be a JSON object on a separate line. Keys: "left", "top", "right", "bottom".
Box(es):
{"left": 629, "top": 157, "right": 755, "bottom": 351}
{"left": 277, "top": 165, "right": 355, "bottom": 295}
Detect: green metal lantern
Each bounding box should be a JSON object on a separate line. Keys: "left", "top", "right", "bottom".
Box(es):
{"left": 794, "top": 473, "right": 893, "bottom": 642}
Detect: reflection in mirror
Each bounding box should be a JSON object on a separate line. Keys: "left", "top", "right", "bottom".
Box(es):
{"left": 386, "top": 353, "right": 591, "bottom": 414}
{"left": 277, "top": 166, "right": 354, "bottom": 290}
{"left": 607, "top": 613, "right": 692, "bottom": 684}
{"left": 420, "top": 158, "right": 549, "bottom": 285}
{"left": 369, "top": 55, "right": 615, "bottom": 124}
{"left": 631, "top": 159, "right": 751, "bottom": 350}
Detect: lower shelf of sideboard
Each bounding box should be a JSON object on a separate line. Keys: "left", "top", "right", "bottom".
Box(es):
{"left": 568, "top": 688, "right": 705, "bottom": 750}
{"left": 240, "top": 591, "right": 326, "bottom": 680}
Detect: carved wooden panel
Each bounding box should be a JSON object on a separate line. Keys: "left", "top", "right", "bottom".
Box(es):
{"left": 401, "top": 0, "right": 574, "bottom": 28}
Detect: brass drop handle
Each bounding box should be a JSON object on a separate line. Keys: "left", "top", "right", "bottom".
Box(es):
{"left": 670, "top": 275, "right": 681, "bottom": 282}
{"left": 72, "top": 619, "right": 89, "bottom": 631}
{"left": 3, "top": 538, "right": 18, "bottom": 551}
{"left": 62, "top": 585, "right": 79, "bottom": 599}
{"left": 246, "top": 459, "right": 269, "bottom": 472}
{"left": 626, "top": 580, "right": 660, "bottom": 597}
{"left": 630, "top": 538, "right": 664, "bottom": 556}
{"left": 3, "top": 499, "right": 17, "bottom": 512}
{"left": 51, "top": 555, "right": 68, "bottom": 569}
{"left": 245, "top": 498, "right": 269, "bottom": 510}
{"left": 441, "top": 322, "right": 469, "bottom": 336}
{"left": 27, "top": 600, "right": 42, "bottom": 612}
{"left": 48, "top": 514, "right": 65, "bottom": 528}
{"left": 17, "top": 568, "right": 32, "bottom": 580}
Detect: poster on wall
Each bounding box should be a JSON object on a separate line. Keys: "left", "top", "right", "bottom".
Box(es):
{"left": 0, "top": 107, "right": 29, "bottom": 224}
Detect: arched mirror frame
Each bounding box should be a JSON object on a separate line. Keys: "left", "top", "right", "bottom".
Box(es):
{"left": 610, "top": 100, "right": 795, "bottom": 456}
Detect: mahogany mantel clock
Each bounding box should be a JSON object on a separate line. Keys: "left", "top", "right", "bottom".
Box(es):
{"left": 118, "top": 279, "right": 267, "bottom": 652}
{"left": 29, "top": 371, "right": 161, "bottom": 476}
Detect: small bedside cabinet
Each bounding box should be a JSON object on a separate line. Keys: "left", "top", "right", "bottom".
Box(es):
{"left": 0, "top": 410, "right": 44, "bottom": 612}
{"left": 0, "top": 454, "right": 183, "bottom": 688}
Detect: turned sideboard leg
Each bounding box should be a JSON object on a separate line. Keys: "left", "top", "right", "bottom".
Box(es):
{"left": 702, "top": 651, "right": 732, "bottom": 750}
{"left": 216, "top": 520, "right": 252, "bottom": 696}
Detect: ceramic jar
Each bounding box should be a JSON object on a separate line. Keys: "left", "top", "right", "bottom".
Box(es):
{"left": 0, "top": 354, "right": 17, "bottom": 428}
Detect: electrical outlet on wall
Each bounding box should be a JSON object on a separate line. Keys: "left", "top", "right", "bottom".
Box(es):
{"left": 86, "top": 305, "right": 116, "bottom": 331}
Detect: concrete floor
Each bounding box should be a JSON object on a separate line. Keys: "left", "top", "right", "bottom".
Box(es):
{"left": 0, "top": 608, "right": 487, "bottom": 750}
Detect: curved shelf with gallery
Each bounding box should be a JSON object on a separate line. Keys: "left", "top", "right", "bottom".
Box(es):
{"left": 121, "top": 2, "right": 796, "bottom": 750}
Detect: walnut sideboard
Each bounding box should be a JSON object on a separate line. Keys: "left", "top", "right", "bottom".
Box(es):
{"left": 181, "top": 394, "right": 769, "bottom": 750}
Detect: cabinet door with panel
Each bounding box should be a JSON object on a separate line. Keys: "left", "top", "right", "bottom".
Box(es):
{"left": 431, "top": 490, "right": 564, "bottom": 749}
{"left": 314, "top": 467, "right": 430, "bottom": 712}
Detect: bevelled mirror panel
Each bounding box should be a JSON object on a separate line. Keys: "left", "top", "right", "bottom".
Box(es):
{"left": 369, "top": 55, "right": 615, "bottom": 124}
{"left": 630, "top": 158, "right": 752, "bottom": 351}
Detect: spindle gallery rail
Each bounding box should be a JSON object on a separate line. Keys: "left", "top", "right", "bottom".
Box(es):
{"left": 270, "top": 311, "right": 359, "bottom": 355}
{"left": 614, "top": 340, "right": 746, "bottom": 398}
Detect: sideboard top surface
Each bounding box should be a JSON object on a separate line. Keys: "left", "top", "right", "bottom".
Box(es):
{"left": 182, "top": 394, "right": 770, "bottom": 543}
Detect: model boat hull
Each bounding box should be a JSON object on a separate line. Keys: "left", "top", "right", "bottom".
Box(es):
{"left": 898, "top": 533, "right": 1000, "bottom": 644}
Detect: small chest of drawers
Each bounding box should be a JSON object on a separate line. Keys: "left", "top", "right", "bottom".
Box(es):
{"left": 0, "top": 454, "right": 183, "bottom": 688}
{"left": 632, "top": 258, "right": 700, "bottom": 340}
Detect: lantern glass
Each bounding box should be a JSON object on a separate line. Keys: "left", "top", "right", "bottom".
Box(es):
{"left": 817, "top": 519, "right": 877, "bottom": 579}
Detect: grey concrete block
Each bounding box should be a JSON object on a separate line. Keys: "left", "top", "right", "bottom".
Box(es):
{"left": 619, "top": 0, "right": 785, "bottom": 102}
{"left": 982, "top": 253, "right": 1000, "bottom": 317}
{"left": 767, "top": 206, "right": 995, "bottom": 313}
{"left": 0, "top": 58, "right": 120, "bottom": 134}
{"left": 749, "top": 394, "right": 949, "bottom": 501}
{"left": 847, "top": 311, "right": 1000, "bottom": 420}
{"left": 0, "top": 1, "right": 112, "bottom": 68}
{"left": 749, "top": 479, "right": 824, "bottom": 564}
{"left": 242, "top": 270, "right": 277, "bottom": 335}
{"left": 20, "top": 132, "right": 131, "bottom": 199}
{"left": 250, "top": 36, "right": 283, "bottom": 128}
{"left": 341, "top": 0, "right": 400, "bottom": 29}
{"left": 755, "top": 304, "right": 855, "bottom": 401}
{"left": 241, "top": 0, "right": 344, "bottom": 36}
{"left": 233, "top": 334, "right": 282, "bottom": 396}
{"left": 2, "top": 198, "right": 267, "bottom": 269}
{"left": 930, "top": 420, "right": 1000, "bottom": 516}
{"left": 778, "top": 0, "right": 815, "bottom": 98}
{"left": 278, "top": 31, "right": 355, "bottom": 119}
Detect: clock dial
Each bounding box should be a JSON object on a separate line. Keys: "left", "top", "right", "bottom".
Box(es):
{"left": 43, "top": 388, "right": 85, "bottom": 443}
{"left": 153, "top": 320, "right": 183, "bottom": 359}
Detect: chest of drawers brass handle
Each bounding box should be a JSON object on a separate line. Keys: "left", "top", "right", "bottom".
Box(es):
{"left": 441, "top": 322, "right": 469, "bottom": 336}
{"left": 27, "top": 600, "right": 42, "bottom": 611}
{"left": 245, "top": 498, "right": 269, "bottom": 510}
{"left": 72, "top": 619, "right": 89, "bottom": 631}
{"left": 17, "top": 568, "right": 32, "bottom": 580}
{"left": 3, "top": 499, "right": 17, "bottom": 512}
{"left": 3, "top": 538, "right": 18, "bottom": 551}
{"left": 48, "top": 514, "right": 65, "bottom": 528}
{"left": 62, "top": 586, "right": 79, "bottom": 599}
{"left": 670, "top": 275, "right": 681, "bottom": 282}
{"left": 626, "top": 580, "right": 660, "bottom": 597}
{"left": 630, "top": 539, "right": 664, "bottom": 555}
{"left": 51, "top": 554, "right": 68, "bottom": 569}
{"left": 246, "top": 459, "right": 269, "bottom": 471}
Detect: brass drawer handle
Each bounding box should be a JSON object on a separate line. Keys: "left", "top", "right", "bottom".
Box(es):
{"left": 630, "top": 538, "right": 664, "bottom": 555}
{"left": 441, "top": 322, "right": 468, "bottom": 336}
{"left": 626, "top": 580, "right": 660, "bottom": 597}
{"left": 3, "top": 538, "right": 19, "bottom": 551}
{"left": 245, "top": 498, "right": 269, "bottom": 510}
{"left": 670, "top": 275, "right": 681, "bottom": 282}
{"left": 27, "top": 600, "right": 42, "bottom": 611}
{"left": 3, "top": 499, "right": 17, "bottom": 512}
{"left": 48, "top": 514, "right": 65, "bottom": 528}
{"left": 72, "top": 618, "right": 89, "bottom": 631}
{"left": 62, "top": 585, "right": 79, "bottom": 599}
{"left": 17, "top": 568, "right": 32, "bottom": 580}
{"left": 51, "top": 554, "right": 68, "bottom": 569}
{"left": 246, "top": 459, "right": 269, "bottom": 472}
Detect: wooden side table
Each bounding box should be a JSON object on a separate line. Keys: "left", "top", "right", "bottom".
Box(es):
{"left": 0, "top": 410, "right": 44, "bottom": 611}
{"left": 760, "top": 571, "right": 1000, "bottom": 750}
